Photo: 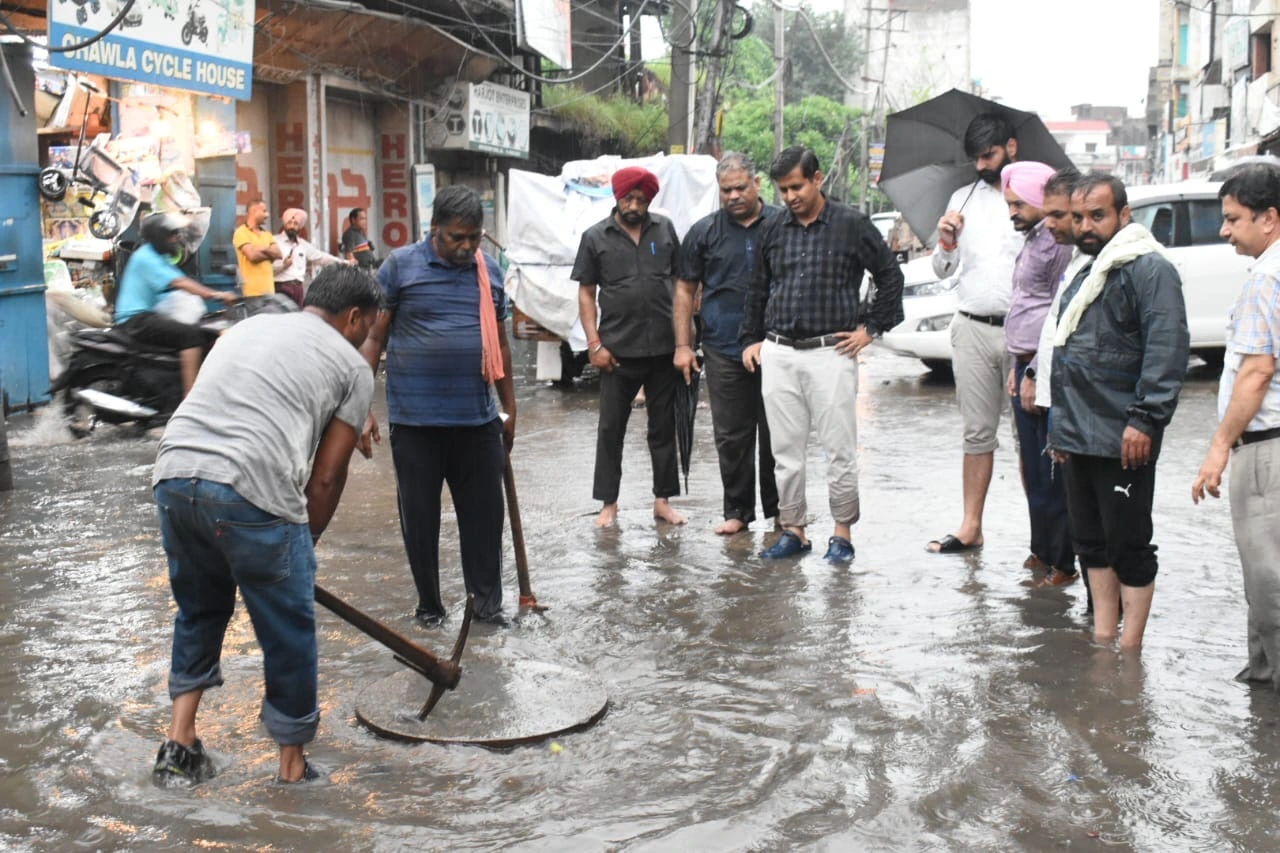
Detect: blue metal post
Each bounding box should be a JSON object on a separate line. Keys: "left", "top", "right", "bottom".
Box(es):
{"left": 0, "top": 42, "right": 50, "bottom": 412}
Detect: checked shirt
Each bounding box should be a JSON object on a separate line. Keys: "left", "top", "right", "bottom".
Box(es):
{"left": 1220, "top": 240, "right": 1280, "bottom": 431}
{"left": 739, "top": 196, "right": 903, "bottom": 344}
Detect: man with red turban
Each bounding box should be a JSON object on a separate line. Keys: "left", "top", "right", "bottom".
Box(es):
{"left": 573, "top": 165, "right": 687, "bottom": 527}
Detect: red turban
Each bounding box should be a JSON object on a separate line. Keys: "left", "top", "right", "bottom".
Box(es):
{"left": 611, "top": 166, "right": 660, "bottom": 202}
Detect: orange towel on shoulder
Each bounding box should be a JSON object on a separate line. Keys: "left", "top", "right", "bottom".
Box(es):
{"left": 476, "top": 250, "right": 505, "bottom": 382}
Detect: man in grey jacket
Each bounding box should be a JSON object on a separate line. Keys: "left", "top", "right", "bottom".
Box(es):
{"left": 1050, "top": 172, "right": 1189, "bottom": 652}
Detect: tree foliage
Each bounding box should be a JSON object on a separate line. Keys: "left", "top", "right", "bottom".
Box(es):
{"left": 540, "top": 85, "right": 668, "bottom": 157}
{"left": 716, "top": 6, "right": 866, "bottom": 196}
{"left": 748, "top": 3, "right": 862, "bottom": 104}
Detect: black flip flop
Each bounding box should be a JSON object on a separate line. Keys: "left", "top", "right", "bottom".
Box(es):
{"left": 926, "top": 534, "right": 982, "bottom": 554}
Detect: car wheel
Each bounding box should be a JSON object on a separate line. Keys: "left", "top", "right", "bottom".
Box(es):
{"left": 1193, "top": 348, "right": 1225, "bottom": 371}
{"left": 922, "top": 359, "right": 954, "bottom": 379}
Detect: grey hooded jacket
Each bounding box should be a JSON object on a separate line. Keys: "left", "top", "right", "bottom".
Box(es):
{"left": 1049, "top": 252, "right": 1189, "bottom": 459}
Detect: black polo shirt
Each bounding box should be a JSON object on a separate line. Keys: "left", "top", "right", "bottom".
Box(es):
{"left": 676, "top": 203, "right": 780, "bottom": 358}
{"left": 740, "top": 196, "right": 904, "bottom": 343}
{"left": 571, "top": 211, "right": 680, "bottom": 358}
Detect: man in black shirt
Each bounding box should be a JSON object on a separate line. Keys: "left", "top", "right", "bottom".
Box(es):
{"left": 675, "top": 152, "right": 780, "bottom": 535}
{"left": 574, "top": 166, "right": 686, "bottom": 527}
{"left": 340, "top": 208, "right": 377, "bottom": 270}
{"left": 740, "top": 147, "right": 904, "bottom": 562}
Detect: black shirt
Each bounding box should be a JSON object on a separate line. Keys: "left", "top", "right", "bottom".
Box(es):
{"left": 740, "top": 196, "right": 904, "bottom": 343}
{"left": 571, "top": 211, "right": 681, "bottom": 358}
{"left": 676, "top": 203, "right": 780, "bottom": 358}
{"left": 340, "top": 226, "right": 377, "bottom": 270}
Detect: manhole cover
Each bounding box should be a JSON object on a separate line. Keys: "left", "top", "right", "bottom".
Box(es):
{"left": 355, "top": 657, "right": 608, "bottom": 747}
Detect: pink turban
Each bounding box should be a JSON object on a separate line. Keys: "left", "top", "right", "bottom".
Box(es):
{"left": 1000, "top": 161, "right": 1058, "bottom": 209}
{"left": 282, "top": 208, "right": 307, "bottom": 228}
{"left": 611, "top": 166, "right": 660, "bottom": 202}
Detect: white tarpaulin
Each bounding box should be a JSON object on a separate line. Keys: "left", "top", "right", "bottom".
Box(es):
{"left": 504, "top": 153, "right": 719, "bottom": 349}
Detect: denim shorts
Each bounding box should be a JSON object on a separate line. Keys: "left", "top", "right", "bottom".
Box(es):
{"left": 154, "top": 477, "right": 320, "bottom": 746}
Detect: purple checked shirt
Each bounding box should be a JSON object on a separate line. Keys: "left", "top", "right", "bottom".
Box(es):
{"left": 1005, "top": 219, "right": 1073, "bottom": 366}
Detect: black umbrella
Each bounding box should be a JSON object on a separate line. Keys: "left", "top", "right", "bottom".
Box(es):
{"left": 878, "top": 89, "right": 1074, "bottom": 247}
{"left": 674, "top": 364, "right": 701, "bottom": 494}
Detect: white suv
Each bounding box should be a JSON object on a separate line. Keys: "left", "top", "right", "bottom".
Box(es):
{"left": 879, "top": 181, "right": 1251, "bottom": 373}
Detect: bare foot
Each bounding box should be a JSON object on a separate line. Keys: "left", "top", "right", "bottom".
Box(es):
{"left": 653, "top": 498, "right": 687, "bottom": 525}
{"left": 714, "top": 518, "right": 747, "bottom": 535}
{"left": 594, "top": 504, "right": 619, "bottom": 527}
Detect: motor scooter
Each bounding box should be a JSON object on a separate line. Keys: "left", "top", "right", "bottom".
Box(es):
{"left": 51, "top": 293, "right": 297, "bottom": 436}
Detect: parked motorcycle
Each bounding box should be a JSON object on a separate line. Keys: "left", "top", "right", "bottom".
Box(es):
{"left": 51, "top": 294, "right": 297, "bottom": 436}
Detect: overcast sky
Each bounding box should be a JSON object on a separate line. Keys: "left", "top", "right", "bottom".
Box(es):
{"left": 968, "top": 0, "right": 1161, "bottom": 120}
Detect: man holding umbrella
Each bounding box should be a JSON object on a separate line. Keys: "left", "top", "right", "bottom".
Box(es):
{"left": 740, "top": 147, "right": 903, "bottom": 562}
{"left": 674, "top": 152, "right": 781, "bottom": 535}
{"left": 926, "top": 113, "right": 1026, "bottom": 554}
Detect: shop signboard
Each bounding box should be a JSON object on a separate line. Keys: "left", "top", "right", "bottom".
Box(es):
{"left": 427, "top": 82, "right": 530, "bottom": 159}
{"left": 48, "top": 0, "right": 255, "bottom": 100}
{"left": 516, "top": 0, "right": 571, "bottom": 70}
{"left": 413, "top": 163, "right": 436, "bottom": 241}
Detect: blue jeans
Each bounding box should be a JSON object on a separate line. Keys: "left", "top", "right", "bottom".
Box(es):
{"left": 154, "top": 478, "right": 319, "bottom": 746}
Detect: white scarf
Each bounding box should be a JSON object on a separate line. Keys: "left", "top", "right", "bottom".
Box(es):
{"left": 1053, "top": 222, "right": 1167, "bottom": 346}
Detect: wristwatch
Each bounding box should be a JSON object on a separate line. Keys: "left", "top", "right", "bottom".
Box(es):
{"left": 1024, "top": 366, "right": 1037, "bottom": 380}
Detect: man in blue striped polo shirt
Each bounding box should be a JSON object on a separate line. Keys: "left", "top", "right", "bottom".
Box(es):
{"left": 361, "top": 185, "right": 516, "bottom": 627}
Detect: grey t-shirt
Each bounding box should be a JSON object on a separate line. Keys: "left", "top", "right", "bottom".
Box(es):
{"left": 153, "top": 312, "right": 375, "bottom": 524}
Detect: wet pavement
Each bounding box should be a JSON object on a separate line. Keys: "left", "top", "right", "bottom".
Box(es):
{"left": 2, "top": 342, "right": 1279, "bottom": 851}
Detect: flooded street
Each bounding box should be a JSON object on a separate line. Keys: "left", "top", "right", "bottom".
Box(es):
{"left": 3, "top": 341, "right": 1280, "bottom": 851}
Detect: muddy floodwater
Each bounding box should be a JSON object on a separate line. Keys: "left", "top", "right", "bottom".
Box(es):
{"left": 2, "top": 343, "right": 1279, "bottom": 851}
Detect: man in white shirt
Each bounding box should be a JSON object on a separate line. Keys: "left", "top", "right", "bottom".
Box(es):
{"left": 926, "top": 113, "right": 1026, "bottom": 554}
{"left": 272, "top": 208, "right": 352, "bottom": 307}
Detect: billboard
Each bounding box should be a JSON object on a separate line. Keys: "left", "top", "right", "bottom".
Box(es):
{"left": 426, "top": 82, "right": 530, "bottom": 159}
{"left": 48, "top": 0, "right": 255, "bottom": 100}
{"left": 516, "top": 0, "right": 571, "bottom": 70}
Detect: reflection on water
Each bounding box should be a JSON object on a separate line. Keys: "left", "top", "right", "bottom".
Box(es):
{"left": 1, "top": 348, "right": 1279, "bottom": 848}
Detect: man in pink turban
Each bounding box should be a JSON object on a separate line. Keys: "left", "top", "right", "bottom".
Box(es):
{"left": 573, "top": 164, "right": 687, "bottom": 528}
{"left": 273, "top": 207, "right": 350, "bottom": 308}
{"left": 1001, "top": 160, "right": 1078, "bottom": 590}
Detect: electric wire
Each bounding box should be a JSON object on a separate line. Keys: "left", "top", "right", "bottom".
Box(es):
{"left": 0, "top": 0, "right": 140, "bottom": 53}
{"left": 453, "top": 0, "right": 653, "bottom": 84}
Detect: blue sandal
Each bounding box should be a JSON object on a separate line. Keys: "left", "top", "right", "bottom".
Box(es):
{"left": 759, "top": 530, "right": 812, "bottom": 559}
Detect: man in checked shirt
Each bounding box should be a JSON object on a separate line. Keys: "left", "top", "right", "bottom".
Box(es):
{"left": 740, "top": 146, "right": 904, "bottom": 562}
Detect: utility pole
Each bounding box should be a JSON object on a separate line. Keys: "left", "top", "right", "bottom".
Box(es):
{"left": 668, "top": 0, "right": 693, "bottom": 152}
{"left": 773, "top": 4, "right": 785, "bottom": 158}
{"left": 693, "top": 0, "right": 733, "bottom": 154}
{"left": 628, "top": 2, "right": 644, "bottom": 100}
{"left": 858, "top": 0, "right": 872, "bottom": 210}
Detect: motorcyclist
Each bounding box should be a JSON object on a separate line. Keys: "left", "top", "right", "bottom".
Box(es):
{"left": 113, "top": 212, "right": 237, "bottom": 396}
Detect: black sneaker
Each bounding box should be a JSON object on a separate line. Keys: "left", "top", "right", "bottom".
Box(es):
{"left": 274, "top": 758, "right": 324, "bottom": 784}
{"left": 152, "top": 738, "right": 215, "bottom": 787}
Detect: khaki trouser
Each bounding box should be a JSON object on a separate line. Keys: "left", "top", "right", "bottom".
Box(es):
{"left": 1231, "top": 438, "right": 1280, "bottom": 690}
{"left": 759, "top": 339, "right": 860, "bottom": 528}
{"left": 950, "top": 313, "right": 1007, "bottom": 454}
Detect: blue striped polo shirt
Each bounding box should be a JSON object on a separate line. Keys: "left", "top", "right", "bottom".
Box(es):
{"left": 376, "top": 238, "right": 507, "bottom": 427}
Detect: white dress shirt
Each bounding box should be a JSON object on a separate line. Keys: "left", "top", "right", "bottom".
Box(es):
{"left": 272, "top": 232, "right": 345, "bottom": 283}
{"left": 930, "top": 179, "right": 1024, "bottom": 316}
{"left": 1034, "top": 249, "right": 1088, "bottom": 409}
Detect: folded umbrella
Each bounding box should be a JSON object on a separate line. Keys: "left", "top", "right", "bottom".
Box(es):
{"left": 674, "top": 366, "right": 700, "bottom": 494}
{"left": 878, "top": 89, "right": 1073, "bottom": 247}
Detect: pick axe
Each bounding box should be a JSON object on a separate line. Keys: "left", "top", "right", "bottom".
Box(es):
{"left": 504, "top": 454, "right": 547, "bottom": 612}
{"left": 314, "top": 585, "right": 473, "bottom": 719}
